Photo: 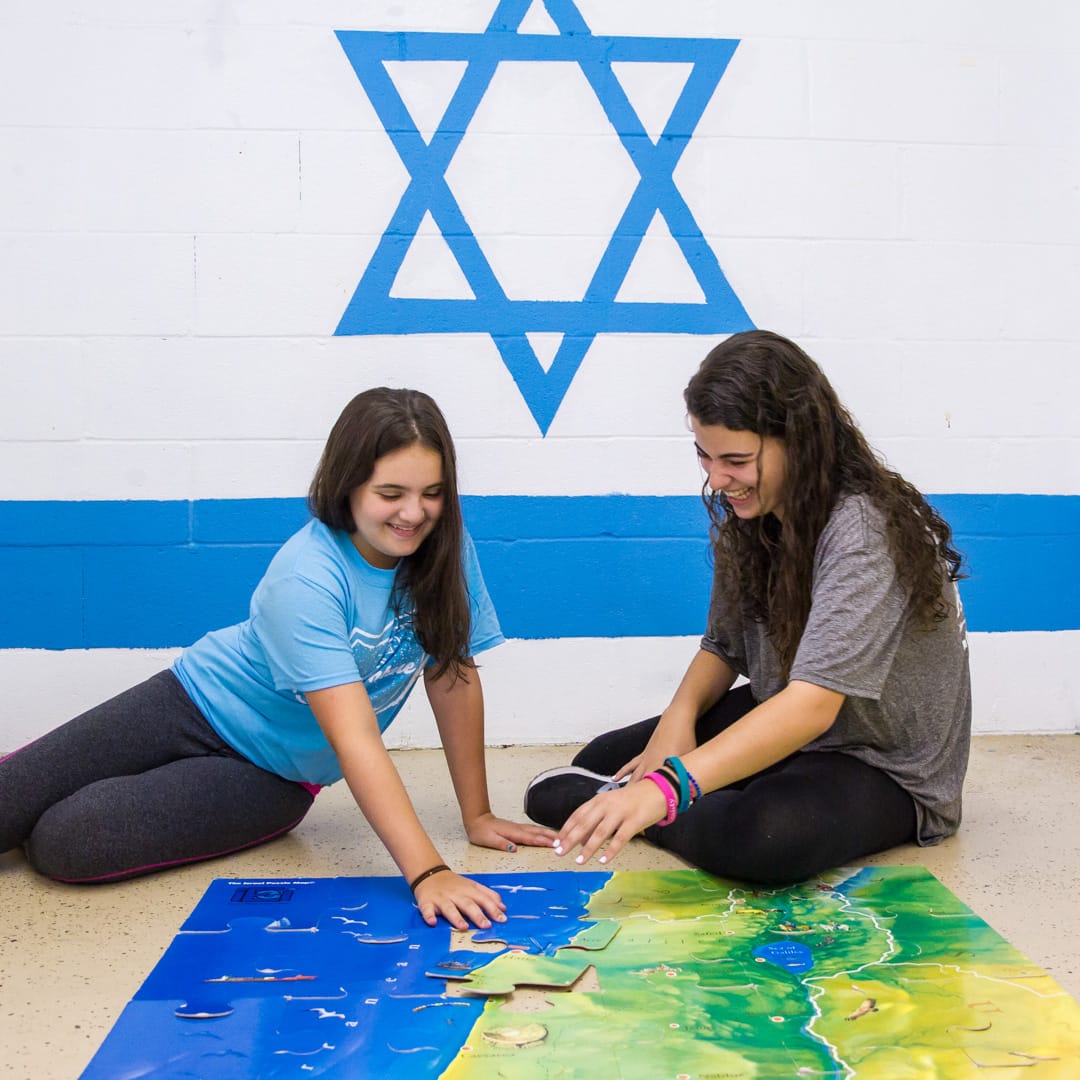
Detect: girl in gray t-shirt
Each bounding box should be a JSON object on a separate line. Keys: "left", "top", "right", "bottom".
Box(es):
{"left": 526, "top": 330, "right": 971, "bottom": 885}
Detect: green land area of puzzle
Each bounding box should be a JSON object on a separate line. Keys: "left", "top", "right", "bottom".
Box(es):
{"left": 81, "top": 865, "right": 1080, "bottom": 1079}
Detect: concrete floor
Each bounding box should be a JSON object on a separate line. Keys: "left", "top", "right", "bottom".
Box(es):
{"left": 2, "top": 735, "right": 1079, "bottom": 1079}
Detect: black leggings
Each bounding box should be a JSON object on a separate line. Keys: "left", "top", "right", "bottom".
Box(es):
{"left": 574, "top": 685, "right": 917, "bottom": 886}
{"left": 0, "top": 671, "right": 315, "bottom": 883}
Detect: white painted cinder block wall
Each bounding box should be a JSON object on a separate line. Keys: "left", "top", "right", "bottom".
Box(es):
{"left": 1, "top": 1, "right": 1078, "bottom": 750}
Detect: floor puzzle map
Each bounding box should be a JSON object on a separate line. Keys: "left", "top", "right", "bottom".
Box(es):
{"left": 81, "top": 867, "right": 1080, "bottom": 1078}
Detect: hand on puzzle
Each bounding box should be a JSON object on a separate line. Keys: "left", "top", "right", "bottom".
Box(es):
{"left": 414, "top": 869, "right": 508, "bottom": 931}
{"left": 553, "top": 779, "right": 669, "bottom": 867}
{"left": 465, "top": 811, "right": 558, "bottom": 853}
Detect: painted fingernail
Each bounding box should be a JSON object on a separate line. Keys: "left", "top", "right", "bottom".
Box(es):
{"left": 575, "top": 855, "right": 584, "bottom": 864}
{"left": 507, "top": 843, "right": 516, "bottom": 852}
{"left": 599, "top": 856, "right": 608, "bottom": 864}
{"left": 551, "top": 838, "right": 560, "bottom": 848}
{"left": 554, "top": 846, "right": 563, "bottom": 855}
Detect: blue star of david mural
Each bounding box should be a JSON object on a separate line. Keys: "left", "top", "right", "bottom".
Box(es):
{"left": 335, "top": 0, "right": 755, "bottom": 434}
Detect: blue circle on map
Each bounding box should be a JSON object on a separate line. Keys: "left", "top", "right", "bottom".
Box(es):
{"left": 752, "top": 941, "right": 814, "bottom": 973}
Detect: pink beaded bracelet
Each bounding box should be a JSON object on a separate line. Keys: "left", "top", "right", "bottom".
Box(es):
{"left": 643, "top": 771, "right": 679, "bottom": 827}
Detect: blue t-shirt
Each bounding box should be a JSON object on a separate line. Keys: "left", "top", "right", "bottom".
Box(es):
{"left": 173, "top": 520, "right": 503, "bottom": 785}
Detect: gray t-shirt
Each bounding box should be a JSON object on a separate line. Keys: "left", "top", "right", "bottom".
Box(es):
{"left": 701, "top": 493, "right": 971, "bottom": 845}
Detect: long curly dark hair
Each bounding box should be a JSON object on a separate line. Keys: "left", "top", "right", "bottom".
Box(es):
{"left": 308, "top": 388, "right": 471, "bottom": 681}
{"left": 685, "top": 331, "right": 964, "bottom": 678}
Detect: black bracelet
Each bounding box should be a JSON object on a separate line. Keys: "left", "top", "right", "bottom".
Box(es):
{"left": 655, "top": 764, "right": 681, "bottom": 798}
{"left": 409, "top": 863, "right": 451, "bottom": 893}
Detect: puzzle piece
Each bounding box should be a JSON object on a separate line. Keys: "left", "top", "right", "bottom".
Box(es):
{"left": 446, "top": 950, "right": 594, "bottom": 997}
{"left": 425, "top": 951, "right": 500, "bottom": 981}
{"left": 471, "top": 870, "right": 611, "bottom": 953}
{"left": 564, "top": 918, "right": 620, "bottom": 952}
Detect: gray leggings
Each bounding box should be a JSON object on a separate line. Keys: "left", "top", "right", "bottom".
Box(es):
{"left": 0, "top": 671, "right": 315, "bottom": 883}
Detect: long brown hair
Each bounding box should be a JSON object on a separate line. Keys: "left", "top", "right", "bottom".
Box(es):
{"left": 308, "top": 388, "right": 470, "bottom": 681}
{"left": 685, "top": 330, "right": 964, "bottom": 677}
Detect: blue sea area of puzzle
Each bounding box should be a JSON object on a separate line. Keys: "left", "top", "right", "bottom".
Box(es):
{"left": 80, "top": 872, "right": 611, "bottom": 1079}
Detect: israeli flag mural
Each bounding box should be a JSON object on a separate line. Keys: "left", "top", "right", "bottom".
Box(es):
{"left": 1, "top": 0, "right": 1077, "bottom": 747}
{"left": 334, "top": 1, "right": 752, "bottom": 432}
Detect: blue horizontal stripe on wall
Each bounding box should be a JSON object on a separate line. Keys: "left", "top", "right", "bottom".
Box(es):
{"left": 0, "top": 494, "right": 1076, "bottom": 649}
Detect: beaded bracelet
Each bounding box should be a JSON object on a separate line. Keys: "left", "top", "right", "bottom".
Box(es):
{"left": 686, "top": 769, "right": 702, "bottom": 802}
{"left": 643, "top": 771, "right": 679, "bottom": 827}
{"left": 409, "top": 863, "right": 450, "bottom": 893}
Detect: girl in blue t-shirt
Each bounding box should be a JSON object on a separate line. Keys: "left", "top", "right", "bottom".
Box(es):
{"left": 0, "top": 388, "right": 555, "bottom": 929}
